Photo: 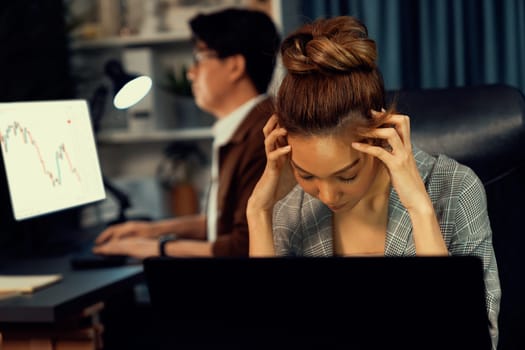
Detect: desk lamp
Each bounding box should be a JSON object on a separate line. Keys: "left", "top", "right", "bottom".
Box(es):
{"left": 104, "top": 59, "right": 152, "bottom": 110}
{"left": 90, "top": 59, "right": 153, "bottom": 224}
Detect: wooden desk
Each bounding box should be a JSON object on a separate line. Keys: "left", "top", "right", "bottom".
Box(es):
{"left": 0, "top": 256, "right": 143, "bottom": 349}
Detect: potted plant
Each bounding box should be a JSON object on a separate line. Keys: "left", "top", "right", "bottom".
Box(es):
{"left": 162, "top": 65, "right": 214, "bottom": 128}
{"left": 156, "top": 141, "right": 207, "bottom": 216}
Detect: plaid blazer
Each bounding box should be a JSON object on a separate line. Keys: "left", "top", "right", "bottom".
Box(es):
{"left": 272, "top": 146, "right": 501, "bottom": 348}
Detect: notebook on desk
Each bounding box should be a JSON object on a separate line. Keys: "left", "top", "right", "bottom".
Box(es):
{"left": 143, "top": 256, "right": 491, "bottom": 350}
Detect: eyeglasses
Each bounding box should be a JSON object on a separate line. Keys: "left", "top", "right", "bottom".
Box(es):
{"left": 192, "top": 50, "right": 219, "bottom": 65}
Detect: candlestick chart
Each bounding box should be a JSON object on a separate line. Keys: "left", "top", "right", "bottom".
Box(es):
{"left": 0, "top": 100, "right": 105, "bottom": 220}
{"left": 0, "top": 121, "right": 82, "bottom": 186}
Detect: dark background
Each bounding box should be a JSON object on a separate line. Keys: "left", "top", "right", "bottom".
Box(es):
{"left": 0, "top": 0, "right": 79, "bottom": 257}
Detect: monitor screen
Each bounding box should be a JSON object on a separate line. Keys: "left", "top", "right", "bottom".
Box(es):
{"left": 0, "top": 99, "right": 105, "bottom": 220}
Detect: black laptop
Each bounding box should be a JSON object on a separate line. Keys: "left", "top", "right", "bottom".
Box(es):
{"left": 143, "top": 255, "right": 491, "bottom": 350}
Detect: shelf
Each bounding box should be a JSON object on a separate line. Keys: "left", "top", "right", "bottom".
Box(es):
{"left": 70, "top": 31, "right": 191, "bottom": 50}
{"left": 97, "top": 127, "right": 213, "bottom": 144}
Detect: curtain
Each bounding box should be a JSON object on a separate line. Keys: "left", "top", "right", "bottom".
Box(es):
{"left": 293, "top": 0, "right": 525, "bottom": 93}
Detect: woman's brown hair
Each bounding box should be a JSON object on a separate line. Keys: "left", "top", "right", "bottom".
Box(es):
{"left": 276, "top": 16, "right": 392, "bottom": 136}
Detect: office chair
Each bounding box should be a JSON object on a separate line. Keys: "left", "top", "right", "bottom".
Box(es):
{"left": 386, "top": 84, "right": 525, "bottom": 350}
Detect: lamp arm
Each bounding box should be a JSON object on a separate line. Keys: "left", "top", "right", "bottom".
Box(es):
{"left": 103, "top": 176, "right": 131, "bottom": 224}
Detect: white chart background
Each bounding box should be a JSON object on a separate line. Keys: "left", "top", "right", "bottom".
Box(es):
{"left": 0, "top": 100, "right": 105, "bottom": 220}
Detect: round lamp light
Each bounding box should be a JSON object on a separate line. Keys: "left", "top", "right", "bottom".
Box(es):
{"left": 104, "top": 59, "right": 153, "bottom": 109}
{"left": 112, "top": 75, "right": 152, "bottom": 109}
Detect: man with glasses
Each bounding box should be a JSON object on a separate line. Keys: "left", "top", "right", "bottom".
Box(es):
{"left": 94, "top": 7, "right": 281, "bottom": 258}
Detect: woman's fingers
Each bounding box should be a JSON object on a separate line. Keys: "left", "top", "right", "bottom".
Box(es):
{"left": 262, "top": 114, "right": 279, "bottom": 137}
{"left": 352, "top": 112, "right": 413, "bottom": 170}
{"left": 371, "top": 111, "right": 411, "bottom": 147}
{"left": 387, "top": 114, "right": 410, "bottom": 146}
{"left": 264, "top": 127, "right": 287, "bottom": 152}
{"left": 263, "top": 114, "right": 291, "bottom": 165}
{"left": 358, "top": 127, "right": 403, "bottom": 155}
{"left": 366, "top": 112, "right": 412, "bottom": 153}
{"left": 351, "top": 141, "right": 392, "bottom": 162}
{"left": 268, "top": 144, "right": 291, "bottom": 162}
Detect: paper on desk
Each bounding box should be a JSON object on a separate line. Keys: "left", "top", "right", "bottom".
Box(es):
{"left": 0, "top": 274, "right": 62, "bottom": 294}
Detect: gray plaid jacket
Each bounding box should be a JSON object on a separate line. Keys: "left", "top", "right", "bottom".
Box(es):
{"left": 272, "top": 146, "right": 501, "bottom": 348}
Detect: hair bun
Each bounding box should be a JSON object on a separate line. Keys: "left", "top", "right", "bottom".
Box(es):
{"left": 281, "top": 16, "right": 377, "bottom": 74}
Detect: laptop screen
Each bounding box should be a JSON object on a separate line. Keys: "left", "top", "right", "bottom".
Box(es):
{"left": 0, "top": 99, "right": 105, "bottom": 220}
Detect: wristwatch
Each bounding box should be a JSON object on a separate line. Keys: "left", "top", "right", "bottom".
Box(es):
{"left": 158, "top": 234, "right": 178, "bottom": 257}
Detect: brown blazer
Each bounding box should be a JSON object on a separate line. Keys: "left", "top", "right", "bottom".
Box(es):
{"left": 211, "top": 97, "right": 273, "bottom": 256}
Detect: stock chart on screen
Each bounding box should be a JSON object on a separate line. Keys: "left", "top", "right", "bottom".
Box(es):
{"left": 0, "top": 100, "right": 105, "bottom": 220}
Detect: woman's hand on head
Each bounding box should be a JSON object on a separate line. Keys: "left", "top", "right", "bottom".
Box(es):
{"left": 351, "top": 111, "right": 430, "bottom": 211}
{"left": 248, "top": 114, "right": 296, "bottom": 213}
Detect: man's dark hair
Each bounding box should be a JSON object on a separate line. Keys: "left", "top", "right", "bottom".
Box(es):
{"left": 189, "top": 7, "right": 281, "bottom": 94}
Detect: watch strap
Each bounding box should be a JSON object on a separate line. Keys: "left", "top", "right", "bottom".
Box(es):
{"left": 159, "top": 234, "right": 178, "bottom": 257}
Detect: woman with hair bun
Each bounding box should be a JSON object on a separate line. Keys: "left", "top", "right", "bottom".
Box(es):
{"left": 247, "top": 16, "right": 500, "bottom": 348}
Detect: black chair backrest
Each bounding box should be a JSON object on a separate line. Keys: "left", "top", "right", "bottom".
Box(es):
{"left": 387, "top": 84, "right": 525, "bottom": 185}
{"left": 387, "top": 84, "right": 525, "bottom": 350}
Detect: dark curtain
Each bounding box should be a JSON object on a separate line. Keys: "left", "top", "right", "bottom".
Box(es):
{"left": 291, "top": 0, "right": 525, "bottom": 93}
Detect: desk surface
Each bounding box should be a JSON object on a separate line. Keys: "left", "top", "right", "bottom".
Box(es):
{"left": 0, "top": 256, "right": 143, "bottom": 323}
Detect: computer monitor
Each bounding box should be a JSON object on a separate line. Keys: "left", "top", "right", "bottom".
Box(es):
{"left": 0, "top": 99, "right": 105, "bottom": 221}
